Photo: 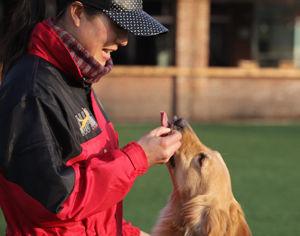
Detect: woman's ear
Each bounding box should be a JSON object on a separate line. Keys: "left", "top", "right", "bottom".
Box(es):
{"left": 69, "top": 1, "right": 85, "bottom": 27}
{"left": 229, "top": 202, "right": 252, "bottom": 236}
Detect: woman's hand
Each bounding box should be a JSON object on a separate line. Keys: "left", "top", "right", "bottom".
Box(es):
{"left": 137, "top": 126, "right": 182, "bottom": 167}
{"left": 140, "top": 231, "right": 150, "bottom": 236}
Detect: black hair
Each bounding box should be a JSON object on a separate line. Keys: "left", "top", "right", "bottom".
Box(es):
{"left": 0, "top": 0, "right": 71, "bottom": 77}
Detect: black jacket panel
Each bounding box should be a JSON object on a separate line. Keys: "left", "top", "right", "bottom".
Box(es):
{"left": 0, "top": 55, "right": 102, "bottom": 212}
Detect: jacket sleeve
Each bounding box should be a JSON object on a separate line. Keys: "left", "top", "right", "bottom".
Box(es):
{"left": 122, "top": 219, "right": 141, "bottom": 236}
{"left": 0, "top": 94, "right": 149, "bottom": 221}
{"left": 58, "top": 142, "right": 148, "bottom": 220}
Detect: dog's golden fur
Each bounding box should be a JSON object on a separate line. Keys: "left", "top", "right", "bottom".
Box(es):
{"left": 152, "top": 120, "right": 252, "bottom": 236}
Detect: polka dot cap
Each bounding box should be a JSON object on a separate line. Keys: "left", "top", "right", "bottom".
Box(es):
{"left": 100, "top": 0, "right": 169, "bottom": 36}
{"left": 110, "top": 0, "right": 143, "bottom": 11}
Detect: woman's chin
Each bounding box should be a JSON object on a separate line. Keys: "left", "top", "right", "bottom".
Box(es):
{"left": 93, "top": 56, "right": 106, "bottom": 66}
{"left": 98, "top": 59, "right": 106, "bottom": 66}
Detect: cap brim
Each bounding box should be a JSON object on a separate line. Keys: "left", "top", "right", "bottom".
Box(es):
{"left": 102, "top": 10, "right": 169, "bottom": 36}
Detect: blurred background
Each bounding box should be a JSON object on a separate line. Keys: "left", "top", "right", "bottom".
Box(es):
{"left": 1, "top": 0, "right": 300, "bottom": 235}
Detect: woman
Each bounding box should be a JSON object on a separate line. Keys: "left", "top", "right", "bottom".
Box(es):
{"left": 0, "top": 0, "right": 182, "bottom": 235}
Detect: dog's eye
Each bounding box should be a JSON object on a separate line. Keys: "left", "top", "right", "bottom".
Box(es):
{"left": 197, "top": 152, "right": 208, "bottom": 167}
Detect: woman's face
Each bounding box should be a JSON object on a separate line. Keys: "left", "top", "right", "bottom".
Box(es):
{"left": 61, "top": 2, "right": 129, "bottom": 66}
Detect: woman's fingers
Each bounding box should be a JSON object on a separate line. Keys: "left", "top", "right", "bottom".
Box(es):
{"left": 137, "top": 125, "right": 182, "bottom": 167}
{"left": 158, "top": 133, "right": 182, "bottom": 162}
{"left": 160, "top": 130, "right": 182, "bottom": 146}
{"left": 160, "top": 111, "right": 169, "bottom": 127}
{"left": 150, "top": 126, "right": 171, "bottom": 137}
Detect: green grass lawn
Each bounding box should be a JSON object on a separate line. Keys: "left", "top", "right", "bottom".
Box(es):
{"left": 1, "top": 123, "right": 300, "bottom": 235}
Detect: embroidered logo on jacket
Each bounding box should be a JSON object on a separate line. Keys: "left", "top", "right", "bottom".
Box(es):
{"left": 75, "top": 108, "right": 98, "bottom": 136}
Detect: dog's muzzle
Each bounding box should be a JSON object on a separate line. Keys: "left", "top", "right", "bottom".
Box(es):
{"left": 167, "top": 116, "right": 188, "bottom": 168}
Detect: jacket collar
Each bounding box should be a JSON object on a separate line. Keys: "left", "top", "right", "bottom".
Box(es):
{"left": 28, "top": 19, "right": 82, "bottom": 81}
{"left": 28, "top": 19, "right": 113, "bottom": 84}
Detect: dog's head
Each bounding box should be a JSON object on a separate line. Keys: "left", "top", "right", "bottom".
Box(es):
{"left": 166, "top": 117, "right": 252, "bottom": 236}
{"left": 168, "top": 117, "right": 232, "bottom": 201}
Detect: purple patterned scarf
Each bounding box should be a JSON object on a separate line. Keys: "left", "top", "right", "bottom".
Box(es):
{"left": 48, "top": 19, "right": 113, "bottom": 84}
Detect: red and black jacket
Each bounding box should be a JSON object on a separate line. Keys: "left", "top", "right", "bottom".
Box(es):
{"left": 0, "top": 20, "right": 148, "bottom": 235}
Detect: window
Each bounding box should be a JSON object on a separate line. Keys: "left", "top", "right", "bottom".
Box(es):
{"left": 210, "top": 0, "right": 300, "bottom": 68}
{"left": 254, "top": 1, "right": 300, "bottom": 67}
{"left": 112, "top": 0, "right": 176, "bottom": 66}
{"left": 210, "top": 1, "right": 254, "bottom": 67}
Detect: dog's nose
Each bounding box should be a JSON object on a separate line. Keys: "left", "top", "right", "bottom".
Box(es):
{"left": 173, "top": 116, "right": 187, "bottom": 129}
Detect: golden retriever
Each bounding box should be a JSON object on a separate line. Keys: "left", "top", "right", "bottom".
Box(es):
{"left": 152, "top": 117, "right": 252, "bottom": 236}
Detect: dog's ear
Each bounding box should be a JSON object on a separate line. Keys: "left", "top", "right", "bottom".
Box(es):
{"left": 229, "top": 201, "right": 252, "bottom": 236}
{"left": 181, "top": 196, "right": 228, "bottom": 236}
{"left": 198, "top": 206, "right": 231, "bottom": 236}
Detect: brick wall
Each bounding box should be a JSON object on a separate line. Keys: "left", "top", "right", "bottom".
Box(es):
{"left": 93, "top": 76, "right": 173, "bottom": 122}
{"left": 93, "top": 76, "right": 300, "bottom": 122}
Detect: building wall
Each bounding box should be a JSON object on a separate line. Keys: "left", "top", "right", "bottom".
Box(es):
{"left": 176, "top": 0, "right": 210, "bottom": 68}
{"left": 93, "top": 76, "right": 300, "bottom": 122}
{"left": 187, "top": 77, "right": 300, "bottom": 121}
{"left": 93, "top": 77, "right": 173, "bottom": 122}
